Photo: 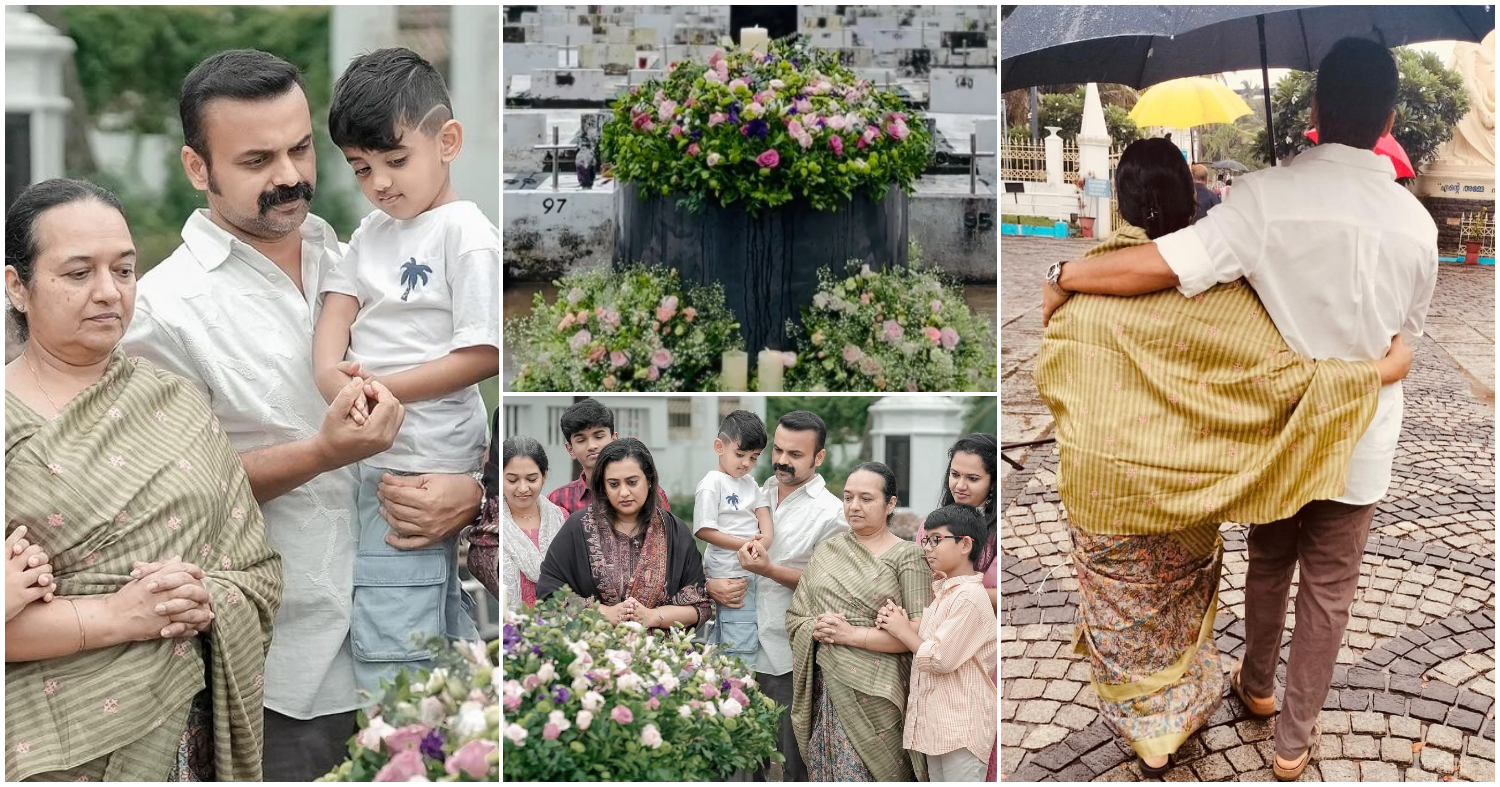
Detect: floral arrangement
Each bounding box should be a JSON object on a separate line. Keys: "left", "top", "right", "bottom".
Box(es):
{"left": 784, "top": 247, "right": 997, "bottom": 392}
{"left": 502, "top": 591, "right": 783, "bottom": 781}
{"left": 601, "top": 36, "right": 932, "bottom": 213}
{"left": 507, "top": 264, "right": 744, "bottom": 391}
{"left": 317, "top": 638, "right": 499, "bottom": 782}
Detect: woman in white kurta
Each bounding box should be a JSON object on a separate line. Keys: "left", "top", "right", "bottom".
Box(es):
{"left": 501, "top": 436, "right": 566, "bottom": 610}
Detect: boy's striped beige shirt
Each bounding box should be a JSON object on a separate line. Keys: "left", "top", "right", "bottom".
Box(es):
{"left": 902, "top": 573, "right": 998, "bottom": 762}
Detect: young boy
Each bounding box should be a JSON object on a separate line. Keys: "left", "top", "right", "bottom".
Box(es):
{"left": 314, "top": 47, "right": 499, "bottom": 695}
{"left": 877, "top": 504, "right": 996, "bottom": 782}
{"left": 694, "top": 410, "right": 774, "bottom": 669}
{"left": 546, "top": 398, "right": 671, "bottom": 515}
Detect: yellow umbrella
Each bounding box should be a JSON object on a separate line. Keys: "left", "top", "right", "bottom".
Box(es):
{"left": 1128, "top": 76, "right": 1253, "bottom": 129}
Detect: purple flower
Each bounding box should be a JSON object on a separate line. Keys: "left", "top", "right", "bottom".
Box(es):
{"left": 746, "top": 119, "right": 770, "bottom": 139}
{"left": 532, "top": 644, "right": 542, "bottom": 655}
{"left": 502, "top": 624, "right": 520, "bottom": 653}
{"left": 728, "top": 102, "right": 741, "bottom": 124}
{"left": 420, "top": 729, "right": 446, "bottom": 761}
{"left": 649, "top": 684, "right": 667, "bottom": 698}
{"left": 721, "top": 679, "right": 732, "bottom": 692}
{"left": 553, "top": 685, "right": 571, "bottom": 704}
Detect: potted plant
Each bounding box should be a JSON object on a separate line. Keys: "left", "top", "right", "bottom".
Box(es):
{"left": 601, "top": 35, "right": 932, "bottom": 352}
{"left": 1463, "top": 208, "right": 1488, "bottom": 265}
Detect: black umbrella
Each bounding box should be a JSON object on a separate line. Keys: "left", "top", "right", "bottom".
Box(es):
{"left": 1002, "top": 5, "right": 1494, "bottom": 165}
{"left": 1212, "top": 159, "right": 1250, "bottom": 173}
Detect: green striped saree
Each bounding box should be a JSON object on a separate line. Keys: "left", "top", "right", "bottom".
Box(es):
{"left": 5, "top": 351, "right": 282, "bottom": 781}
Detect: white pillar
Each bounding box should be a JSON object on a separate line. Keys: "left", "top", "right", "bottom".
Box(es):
{"left": 868, "top": 396, "right": 965, "bottom": 517}
{"left": 1078, "top": 83, "right": 1114, "bottom": 235}
{"left": 1043, "top": 126, "right": 1063, "bottom": 187}
{"left": 5, "top": 10, "right": 75, "bottom": 186}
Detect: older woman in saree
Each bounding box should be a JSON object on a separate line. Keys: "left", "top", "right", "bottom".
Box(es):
{"left": 4, "top": 179, "right": 282, "bottom": 781}
{"left": 536, "top": 438, "right": 709, "bottom": 630}
{"left": 1035, "top": 139, "right": 1412, "bottom": 776}
{"left": 787, "top": 462, "right": 933, "bottom": 782}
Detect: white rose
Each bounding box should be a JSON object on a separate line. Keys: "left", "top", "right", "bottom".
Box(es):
{"left": 701, "top": 701, "right": 717, "bottom": 718}
{"left": 455, "top": 702, "right": 489, "bottom": 737}
{"left": 616, "top": 673, "right": 644, "bottom": 693}
{"left": 357, "top": 715, "right": 396, "bottom": 751}
{"left": 419, "top": 696, "right": 446, "bottom": 726}
{"left": 720, "top": 697, "right": 744, "bottom": 718}
{"left": 536, "top": 662, "right": 556, "bottom": 684}
{"left": 641, "top": 723, "right": 664, "bottom": 748}
{"left": 571, "top": 675, "right": 590, "bottom": 694}
{"left": 582, "top": 691, "right": 605, "bottom": 712}
{"left": 504, "top": 723, "right": 529, "bottom": 746}
{"left": 548, "top": 709, "right": 573, "bottom": 732}
{"left": 576, "top": 709, "right": 594, "bottom": 730}
{"left": 659, "top": 674, "right": 679, "bottom": 693}
{"left": 678, "top": 705, "right": 693, "bottom": 718}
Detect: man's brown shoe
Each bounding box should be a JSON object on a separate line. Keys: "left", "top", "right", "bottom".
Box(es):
{"left": 1272, "top": 721, "right": 1321, "bottom": 781}
{"left": 1230, "top": 660, "right": 1276, "bottom": 718}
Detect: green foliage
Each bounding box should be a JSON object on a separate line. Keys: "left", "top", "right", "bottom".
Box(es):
{"left": 1036, "top": 87, "right": 1143, "bottom": 145}
{"left": 60, "top": 5, "right": 360, "bottom": 249}
{"left": 502, "top": 591, "right": 783, "bottom": 781}
{"left": 963, "top": 396, "right": 997, "bottom": 437}
{"left": 601, "top": 36, "right": 931, "bottom": 214}
{"left": 507, "top": 265, "right": 745, "bottom": 392}
{"left": 999, "top": 214, "right": 1056, "bottom": 227}
{"left": 784, "top": 261, "right": 997, "bottom": 392}
{"left": 1253, "top": 47, "right": 1470, "bottom": 173}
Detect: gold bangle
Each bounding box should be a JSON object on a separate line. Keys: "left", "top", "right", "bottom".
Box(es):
{"left": 69, "top": 599, "right": 86, "bottom": 653}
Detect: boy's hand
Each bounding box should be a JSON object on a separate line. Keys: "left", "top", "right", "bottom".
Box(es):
{"left": 875, "top": 599, "right": 912, "bottom": 636}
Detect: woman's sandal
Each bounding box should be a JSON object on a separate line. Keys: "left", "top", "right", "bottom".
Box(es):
{"left": 1272, "top": 721, "right": 1322, "bottom": 781}
{"left": 1138, "top": 753, "right": 1173, "bottom": 778}
{"left": 1230, "top": 660, "right": 1276, "bottom": 718}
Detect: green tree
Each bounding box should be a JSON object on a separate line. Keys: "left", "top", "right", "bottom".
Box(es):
{"left": 1037, "top": 87, "right": 1143, "bottom": 145}
{"left": 962, "top": 396, "right": 997, "bottom": 437}
{"left": 1252, "top": 47, "right": 1470, "bottom": 173}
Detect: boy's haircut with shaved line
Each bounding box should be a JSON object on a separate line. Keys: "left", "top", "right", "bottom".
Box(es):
{"left": 329, "top": 47, "right": 453, "bottom": 152}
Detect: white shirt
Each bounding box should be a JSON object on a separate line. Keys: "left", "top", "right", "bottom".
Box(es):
{"left": 694, "top": 470, "right": 770, "bottom": 579}
{"left": 753, "top": 473, "right": 848, "bottom": 676}
{"left": 1155, "top": 143, "right": 1439, "bottom": 505}
{"left": 321, "top": 202, "right": 500, "bottom": 473}
{"left": 121, "top": 209, "right": 360, "bottom": 719}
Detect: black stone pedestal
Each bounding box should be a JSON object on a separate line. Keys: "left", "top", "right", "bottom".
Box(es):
{"left": 614, "top": 183, "right": 909, "bottom": 352}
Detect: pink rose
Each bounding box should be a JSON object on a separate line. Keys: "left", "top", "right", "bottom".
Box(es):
{"left": 797, "top": 98, "right": 814, "bottom": 114}
{"left": 796, "top": 133, "right": 813, "bottom": 150}
{"left": 923, "top": 326, "right": 942, "bottom": 344}
{"left": 632, "top": 112, "right": 651, "bottom": 130}
{"left": 860, "top": 292, "right": 872, "bottom": 305}
{"left": 783, "top": 352, "right": 797, "bottom": 369}
{"left": 731, "top": 687, "right": 750, "bottom": 706}
{"left": 829, "top": 136, "right": 844, "bottom": 156}
{"left": 576, "top": 309, "right": 590, "bottom": 323}
{"left": 828, "top": 115, "right": 847, "bottom": 131}
{"left": 728, "top": 78, "right": 747, "bottom": 91}
{"left": 445, "top": 740, "right": 497, "bottom": 779}
{"left": 688, "top": 143, "right": 701, "bottom": 156}
{"left": 543, "top": 722, "right": 561, "bottom": 740}
{"left": 930, "top": 299, "right": 943, "bottom": 313}
{"left": 706, "top": 152, "right": 722, "bottom": 167}
{"left": 658, "top": 100, "right": 677, "bottom": 122}
{"left": 646, "top": 697, "right": 660, "bottom": 710}
{"left": 787, "top": 119, "right": 805, "bottom": 138}
{"left": 669, "top": 124, "right": 683, "bottom": 138}
{"left": 588, "top": 346, "right": 606, "bottom": 364}
{"left": 882, "top": 320, "right": 903, "bottom": 343}
{"left": 682, "top": 306, "right": 697, "bottom": 322}
{"left": 708, "top": 112, "right": 727, "bottom": 127}
{"left": 557, "top": 314, "right": 575, "bottom": 331}
{"left": 602, "top": 375, "right": 617, "bottom": 390}
{"left": 610, "top": 351, "right": 629, "bottom": 368}
{"left": 747, "top": 101, "right": 765, "bottom": 118}
{"left": 907, "top": 380, "right": 920, "bottom": 392}
{"left": 503, "top": 694, "right": 521, "bottom": 711}
{"left": 523, "top": 674, "right": 541, "bottom": 690}
{"left": 842, "top": 345, "right": 863, "bottom": 364}
{"left": 886, "top": 121, "right": 909, "bottom": 140}
{"left": 702, "top": 683, "right": 720, "bottom": 699}
{"left": 716, "top": 60, "right": 729, "bottom": 80}
{"left": 940, "top": 327, "right": 960, "bottom": 349}
{"left": 569, "top": 330, "right": 592, "bottom": 352}
{"left": 611, "top": 705, "right": 633, "bottom": 724}
{"left": 647, "top": 366, "right": 661, "bottom": 382}
{"left": 705, "top": 69, "right": 723, "bottom": 83}
{"left": 384, "top": 724, "right": 429, "bottom": 753}
{"left": 756, "top": 149, "right": 780, "bottom": 169}
{"left": 708, "top": 50, "right": 723, "bottom": 67}
{"left": 374, "top": 749, "right": 425, "bottom": 782}
{"left": 652, "top": 348, "right": 674, "bottom": 368}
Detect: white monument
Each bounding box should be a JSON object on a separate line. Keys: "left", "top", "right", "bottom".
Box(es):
{"left": 1416, "top": 30, "right": 1496, "bottom": 201}
{"left": 869, "top": 395, "right": 965, "bottom": 517}
{"left": 5, "top": 9, "right": 74, "bottom": 189}
{"left": 1078, "top": 82, "right": 1114, "bottom": 235}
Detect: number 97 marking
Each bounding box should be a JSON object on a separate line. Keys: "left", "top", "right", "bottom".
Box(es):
{"left": 542, "top": 198, "right": 568, "bottom": 214}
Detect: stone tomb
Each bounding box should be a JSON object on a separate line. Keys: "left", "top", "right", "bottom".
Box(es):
{"left": 929, "top": 67, "right": 998, "bottom": 116}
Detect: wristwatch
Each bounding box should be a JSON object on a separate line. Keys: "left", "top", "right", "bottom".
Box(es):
{"left": 1045, "top": 261, "right": 1069, "bottom": 296}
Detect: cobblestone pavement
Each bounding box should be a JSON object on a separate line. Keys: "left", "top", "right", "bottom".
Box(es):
{"left": 999, "top": 236, "right": 1497, "bottom": 782}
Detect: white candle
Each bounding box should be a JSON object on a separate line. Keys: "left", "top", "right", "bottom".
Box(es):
{"left": 722, "top": 350, "right": 749, "bottom": 391}
{"left": 741, "top": 26, "right": 769, "bottom": 55}
{"left": 757, "top": 349, "right": 784, "bottom": 392}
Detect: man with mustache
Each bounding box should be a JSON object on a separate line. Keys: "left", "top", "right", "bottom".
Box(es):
{"left": 728, "top": 410, "right": 849, "bottom": 781}
{"left": 122, "top": 50, "right": 485, "bottom": 781}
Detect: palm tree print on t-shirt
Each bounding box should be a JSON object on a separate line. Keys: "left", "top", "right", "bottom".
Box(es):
{"left": 725, "top": 492, "right": 740, "bottom": 510}
{"left": 400, "top": 258, "right": 433, "bottom": 301}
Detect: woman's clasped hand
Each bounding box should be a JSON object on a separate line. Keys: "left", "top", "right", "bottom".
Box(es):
{"left": 811, "top": 610, "right": 854, "bottom": 644}
{"left": 124, "top": 556, "right": 216, "bottom": 639}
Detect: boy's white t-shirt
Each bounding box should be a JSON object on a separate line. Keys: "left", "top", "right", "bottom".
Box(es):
{"left": 694, "top": 469, "right": 770, "bottom": 580}
{"left": 322, "top": 201, "right": 500, "bottom": 473}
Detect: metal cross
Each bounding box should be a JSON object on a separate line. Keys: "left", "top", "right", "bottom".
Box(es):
{"left": 532, "top": 126, "right": 579, "bottom": 191}
{"left": 969, "top": 131, "right": 995, "bottom": 195}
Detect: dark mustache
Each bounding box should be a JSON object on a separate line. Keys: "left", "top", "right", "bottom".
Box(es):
{"left": 774, "top": 464, "right": 795, "bottom": 475}
{"left": 259, "top": 182, "right": 315, "bottom": 214}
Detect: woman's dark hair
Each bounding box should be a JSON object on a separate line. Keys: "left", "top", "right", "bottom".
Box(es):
{"left": 180, "top": 50, "right": 305, "bottom": 162}
{"left": 777, "top": 410, "right": 827, "bottom": 452}
{"left": 5, "top": 179, "right": 127, "bottom": 341}
{"left": 1115, "top": 138, "right": 1196, "bottom": 240}
{"left": 937, "top": 433, "right": 998, "bottom": 572}
{"left": 718, "top": 409, "right": 768, "bottom": 452}
{"left": 1315, "top": 37, "right": 1399, "bottom": 150}
{"left": 848, "top": 461, "right": 898, "bottom": 505}
{"left": 503, "top": 436, "right": 549, "bottom": 478}
{"left": 330, "top": 47, "right": 453, "bottom": 152}
{"left": 924, "top": 504, "right": 988, "bottom": 564}
{"left": 589, "top": 437, "right": 660, "bottom": 526}
{"left": 560, "top": 398, "right": 615, "bottom": 443}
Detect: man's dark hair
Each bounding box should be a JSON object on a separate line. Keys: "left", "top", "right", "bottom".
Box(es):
{"left": 180, "top": 50, "right": 305, "bottom": 162}
{"left": 589, "top": 438, "right": 661, "bottom": 526}
{"left": 1116, "top": 138, "right": 1196, "bottom": 240}
{"left": 5, "top": 179, "right": 126, "bottom": 341}
{"left": 560, "top": 398, "right": 615, "bottom": 443}
{"left": 776, "top": 410, "right": 827, "bottom": 452}
{"left": 1315, "top": 37, "right": 1399, "bottom": 150}
{"left": 924, "top": 503, "right": 987, "bottom": 566}
{"left": 329, "top": 47, "right": 453, "bottom": 152}
{"left": 718, "top": 410, "right": 768, "bottom": 452}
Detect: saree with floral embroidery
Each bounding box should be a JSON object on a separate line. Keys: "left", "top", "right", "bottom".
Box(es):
{"left": 5, "top": 352, "right": 282, "bottom": 781}
{"left": 787, "top": 534, "right": 933, "bottom": 782}
{"left": 1034, "top": 224, "right": 1381, "bottom": 758}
